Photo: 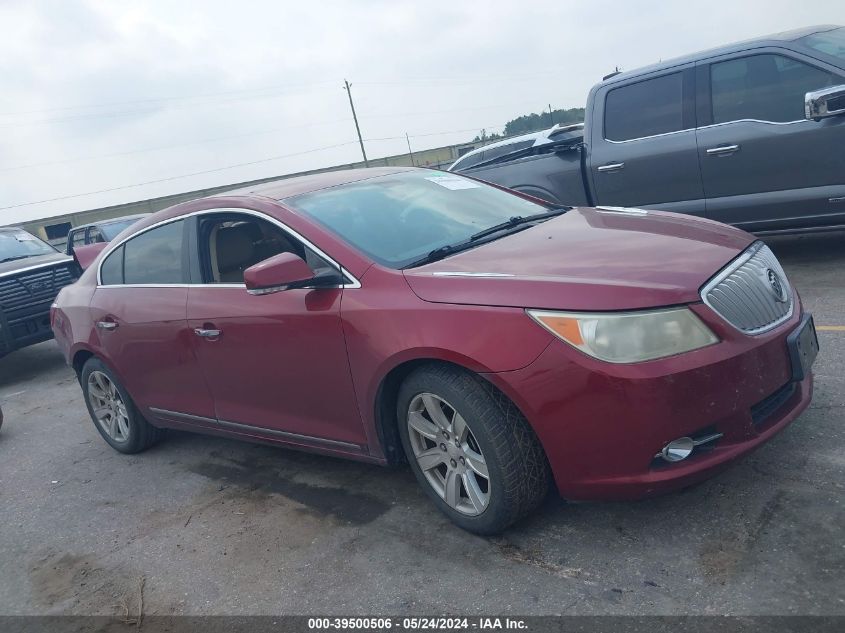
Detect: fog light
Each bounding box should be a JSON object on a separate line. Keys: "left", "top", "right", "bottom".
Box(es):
{"left": 659, "top": 437, "right": 695, "bottom": 462}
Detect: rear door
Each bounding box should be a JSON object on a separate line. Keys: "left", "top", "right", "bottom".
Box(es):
{"left": 91, "top": 218, "right": 216, "bottom": 423}
{"left": 185, "top": 209, "right": 367, "bottom": 450}
{"left": 588, "top": 66, "right": 706, "bottom": 216}
{"left": 695, "top": 49, "right": 845, "bottom": 231}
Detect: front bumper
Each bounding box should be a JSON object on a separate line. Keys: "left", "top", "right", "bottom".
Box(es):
{"left": 485, "top": 300, "right": 813, "bottom": 501}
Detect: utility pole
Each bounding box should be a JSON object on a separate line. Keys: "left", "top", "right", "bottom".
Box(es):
{"left": 405, "top": 132, "right": 416, "bottom": 166}
{"left": 548, "top": 104, "right": 555, "bottom": 127}
{"left": 343, "top": 79, "right": 369, "bottom": 167}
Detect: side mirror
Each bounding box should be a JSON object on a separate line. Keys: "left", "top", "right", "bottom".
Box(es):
{"left": 243, "top": 252, "right": 343, "bottom": 295}
{"left": 805, "top": 84, "right": 845, "bottom": 121}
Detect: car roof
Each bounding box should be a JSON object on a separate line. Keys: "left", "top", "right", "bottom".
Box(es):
{"left": 215, "top": 166, "right": 418, "bottom": 201}
{"left": 601, "top": 24, "right": 841, "bottom": 85}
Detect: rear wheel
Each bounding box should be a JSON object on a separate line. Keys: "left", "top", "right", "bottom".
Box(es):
{"left": 80, "top": 358, "right": 163, "bottom": 454}
{"left": 397, "top": 364, "right": 550, "bottom": 534}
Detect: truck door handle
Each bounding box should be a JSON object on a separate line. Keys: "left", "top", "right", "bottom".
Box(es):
{"left": 597, "top": 162, "right": 625, "bottom": 173}
{"left": 194, "top": 327, "right": 222, "bottom": 339}
{"left": 706, "top": 144, "right": 740, "bottom": 156}
{"left": 96, "top": 320, "right": 118, "bottom": 330}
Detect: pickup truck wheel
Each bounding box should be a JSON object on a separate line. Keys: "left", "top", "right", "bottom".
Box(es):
{"left": 80, "top": 358, "right": 163, "bottom": 454}
{"left": 397, "top": 364, "right": 550, "bottom": 534}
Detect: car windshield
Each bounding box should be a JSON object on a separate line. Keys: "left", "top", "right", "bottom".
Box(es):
{"left": 284, "top": 171, "right": 552, "bottom": 268}
{"left": 0, "top": 230, "right": 56, "bottom": 262}
{"left": 101, "top": 218, "right": 142, "bottom": 240}
{"left": 799, "top": 27, "right": 845, "bottom": 63}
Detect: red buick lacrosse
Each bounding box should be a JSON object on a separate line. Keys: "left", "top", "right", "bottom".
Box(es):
{"left": 51, "top": 167, "right": 817, "bottom": 533}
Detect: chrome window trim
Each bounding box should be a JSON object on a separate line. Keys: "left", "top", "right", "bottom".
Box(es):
{"left": 0, "top": 256, "right": 75, "bottom": 280}
{"left": 700, "top": 241, "right": 794, "bottom": 335}
{"left": 604, "top": 118, "right": 808, "bottom": 145}
{"left": 96, "top": 207, "right": 361, "bottom": 289}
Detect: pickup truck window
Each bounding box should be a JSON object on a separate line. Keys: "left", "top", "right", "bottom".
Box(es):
{"left": 710, "top": 53, "right": 841, "bottom": 124}
{"left": 604, "top": 72, "right": 685, "bottom": 141}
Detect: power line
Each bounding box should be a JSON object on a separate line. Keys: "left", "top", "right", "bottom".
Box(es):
{"left": 0, "top": 80, "right": 340, "bottom": 117}
{"left": 0, "top": 117, "right": 354, "bottom": 172}
{"left": 0, "top": 141, "right": 361, "bottom": 211}
{"left": 1, "top": 124, "right": 511, "bottom": 211}
{"left": 0, "top": 85, "right": 339, "bottom": 129}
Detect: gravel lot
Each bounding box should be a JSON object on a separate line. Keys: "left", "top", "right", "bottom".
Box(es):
{"left": 1, "top": 232, "right": 843, "bottom": 616}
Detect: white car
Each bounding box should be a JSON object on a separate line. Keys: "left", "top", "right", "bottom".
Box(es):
{"left": 448, "top": 123, "right": 584, "bottom": 172}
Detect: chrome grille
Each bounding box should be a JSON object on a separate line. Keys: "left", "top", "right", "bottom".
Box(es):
{"left": 701, "top": 242, "right": 793, "bottom": 335}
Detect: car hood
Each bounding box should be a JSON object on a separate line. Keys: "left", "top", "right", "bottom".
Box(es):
{"left": 0, "top": 251, "right": 72, "bottom": 278}
{"left": 403, "top": 207, "right": 754, "bottom": 311}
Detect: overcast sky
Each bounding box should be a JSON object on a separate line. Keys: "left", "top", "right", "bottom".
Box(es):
{"left": 1, "top": 0, "right": 842, "bottom": 225}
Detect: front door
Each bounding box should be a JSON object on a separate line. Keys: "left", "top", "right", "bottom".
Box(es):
{"left": 696, "top": 50, "right": 845, "bottom": 231}
{"left": 186, "top": 210, "right": 367, "bottom": 449}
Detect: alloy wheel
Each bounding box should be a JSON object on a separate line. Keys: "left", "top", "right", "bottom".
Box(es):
{"left": 87, "top": 371, "right": 130, "bottom": 443}
{"left": 407, "top": 393, "right": 490, "bottom": 515}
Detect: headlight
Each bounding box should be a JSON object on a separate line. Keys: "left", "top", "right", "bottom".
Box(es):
{"left": 527, "top": 307, "right": 718, "bottom": 364}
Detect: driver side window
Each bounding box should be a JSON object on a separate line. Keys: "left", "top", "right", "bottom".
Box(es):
{"left": 198, "top": 212, "right": 331, "bottom": 284}
{"left": 710, "top": 53, "right": 842, "bottom": 124}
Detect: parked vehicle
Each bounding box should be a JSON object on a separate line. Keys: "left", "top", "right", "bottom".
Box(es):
{"left": 65, "top": 214, "right": 149, "bottom": 256}
{"left": 52, "top": 167, "right": 817, "bottom": 533}
{"left": 452, "top": 25, "right": 845, "bottom": 235}
{"left": 0, "top": 228, "right": 78, "bottom": 358}
{"left": 448, "top": 124, "right": 584, "bottom": 172}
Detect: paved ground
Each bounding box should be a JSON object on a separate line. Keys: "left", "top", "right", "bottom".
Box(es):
{"left": 0, "top": 232, "right": 843, "bottom": 616}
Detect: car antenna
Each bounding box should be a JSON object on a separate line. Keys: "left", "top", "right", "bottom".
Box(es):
{"left": 603, "top": 66, "right": 621, "bottom": 81}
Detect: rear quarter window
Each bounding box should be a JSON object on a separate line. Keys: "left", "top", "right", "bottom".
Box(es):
{"left": 122, "top": 220, "right": 186, "bottom": 284}
{"left": 100, "top": 245, "right": 124, "bottom": 285}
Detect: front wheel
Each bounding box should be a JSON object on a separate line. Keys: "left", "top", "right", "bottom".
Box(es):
{"left": 397, "top": 364, "right": 550, "bottom": 534}
{"left": 80, "top": 358, "right": 163, "bottom": 454}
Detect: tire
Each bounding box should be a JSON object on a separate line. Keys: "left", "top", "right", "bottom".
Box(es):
{"left": 397, "top": 364, "right": 550, "bottom": 534}
{"left": 80, "top": 357, "right": 164, "bottom": 454}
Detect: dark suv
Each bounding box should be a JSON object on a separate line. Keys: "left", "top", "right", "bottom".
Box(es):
{"left": 0, "top": 228, "right": 78, "bottom": 357}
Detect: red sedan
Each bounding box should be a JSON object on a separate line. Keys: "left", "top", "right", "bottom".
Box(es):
{"left": 51, "top": 167, "right": 818, "bottom": 533}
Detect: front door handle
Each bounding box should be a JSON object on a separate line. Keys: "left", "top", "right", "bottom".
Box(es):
{"left": 597, "top": 162, "right": 625, "bottom": 173}
{"left": 706, "top": 144, "right": 740, "bottom": 156}
{"left": 96, "top": 320, "right": 118, "bottom": 331}
{"left": 194, "top": 327, "right": 222, "bottom": 339}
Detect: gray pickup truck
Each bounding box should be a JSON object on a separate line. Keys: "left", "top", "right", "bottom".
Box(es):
{"left": 454, "top": 25, "right": 845, "bottom": 235}
{"left": 0, "top": 228, "right": 78, "bottom": 358}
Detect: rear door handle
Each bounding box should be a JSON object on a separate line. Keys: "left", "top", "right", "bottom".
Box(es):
{"left": 194, "top": 328, "right": 222, "bottom": 339}
{"left": 96, "top": 320, "right": 118, "bottom": 331}
{"left": 706, "top": 144, "right": 740, "bottom": 156}
{"left": 597, "top": 162, "right": 625, "bottom": 173}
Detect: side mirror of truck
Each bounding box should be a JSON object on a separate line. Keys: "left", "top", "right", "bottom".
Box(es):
{"left": 805, "top": 84, "right": 845, "bottom": 121}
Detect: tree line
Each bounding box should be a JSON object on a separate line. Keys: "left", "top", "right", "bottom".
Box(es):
{"left": 474, "top": 107, "right": 585, "bottom": 142}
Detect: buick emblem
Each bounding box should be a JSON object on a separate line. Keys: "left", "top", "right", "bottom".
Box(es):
{"left": 766, "top": 269, "right": 787, "bottom": 303}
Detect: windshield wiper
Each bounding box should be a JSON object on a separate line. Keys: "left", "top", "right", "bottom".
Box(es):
{"left": 468, "top": 208, "right": 569, "bottom": 242}
{"left": 0, "top": 255, "right": 32, "bottom": 263}
{"left": 403, "top": 207, "right": 570, "bottom": 269}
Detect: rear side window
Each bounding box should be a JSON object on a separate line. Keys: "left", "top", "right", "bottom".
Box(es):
{"left": 100, "top": 245, "right": 124, "bottom": 285}
{"left": 122, "top": 220, "right": 186, "bottom": 284}
{"left": 604, "top": 72, "right": 685, "bottom": 141}
{"left": 710, "top": 54, "right": 842, "bottom": 124}
{"left": 451, "top": 152, "right": 485, "bottom": 171}
{"left": 483, "top": 140, "right": 534, "bottom": 162}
